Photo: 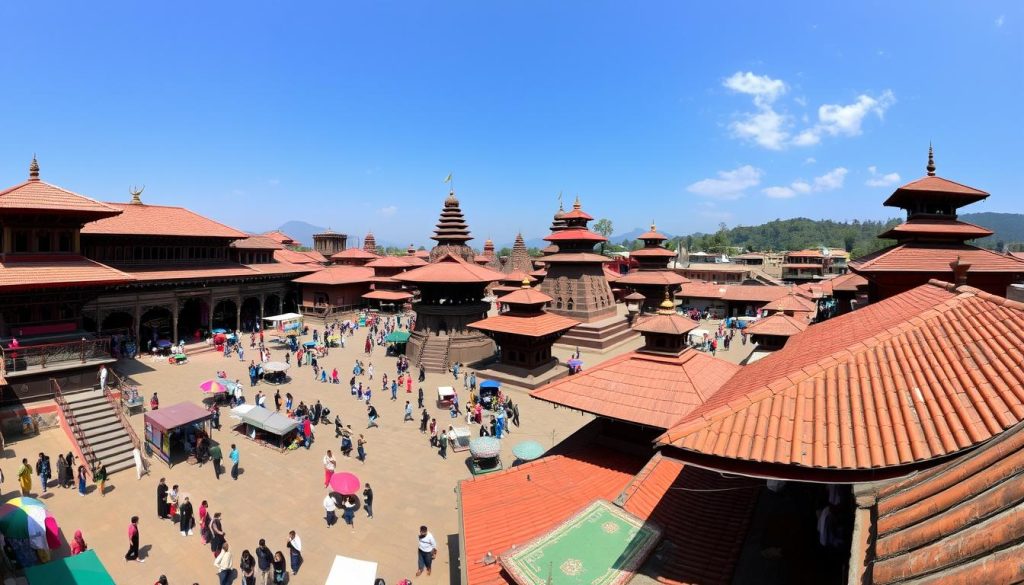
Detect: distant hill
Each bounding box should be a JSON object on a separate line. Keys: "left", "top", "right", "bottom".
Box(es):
{"left": 611, "top": 227, "right": 675, "bottom": 243}
{"left": 961, "top": 212, "right": 1024, "bottom": 248}
{"left": 274, "top": 221, "right": 325, "bottom": 248}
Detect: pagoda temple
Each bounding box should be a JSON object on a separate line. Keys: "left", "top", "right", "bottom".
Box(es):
{"left": 475, "top": 238, "right": 503, "bottom": 271}
{"left": 468, "top": 278, "right": 578, "bottom": 387}
{"left": 395, "top": 254, "right": 503, "bottom": 372}
{"left": 615, "top": 223, "right": 689, "bottom": 313}
{"left": 400, "top": 244, "right": 428, "bottom": 267}
{"left": 362, "top": 231, "right": 378, "bottom": 255}
{"left": 538, "top": 197, "right": 636, "bottom": 349}
{"left": 502, "top": 232, "right": 534, "bottom": 274}
{"left": 849, "top": 146, "right": 1024, "bottom": 300}
{"left": 490, "top": 270, "right": 537, "bottom": 298}
{"left": 362, "top": 256, "right": 414, "bottom": 309}
{"left": 428, "top": 190, "right": 476, "bottom": 262}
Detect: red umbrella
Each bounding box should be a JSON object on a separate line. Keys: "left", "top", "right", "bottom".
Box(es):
{"left": 329, "top": 472, "right": 360, "bottom": 495}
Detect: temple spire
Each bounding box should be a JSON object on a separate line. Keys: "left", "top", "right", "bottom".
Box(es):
{"left": 927, "top": 143, "right": 936, "bottom": 177}
{"left": 28, "top": 155, "right": 39, "bottom": 181}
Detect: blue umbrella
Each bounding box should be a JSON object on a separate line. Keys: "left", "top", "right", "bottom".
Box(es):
{"left": 512, "top": 440, "right": 545, "bottom": 461}
{"left": 479, "top": 380, "right": 500, "bottom": 390}
{"left": 212, "top": 328, "right": 227, "bottom": 334}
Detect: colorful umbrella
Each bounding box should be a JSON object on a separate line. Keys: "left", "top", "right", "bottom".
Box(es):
{"left": 512, "top": 440, "right": 545, "bottom": 462}
{"left": 199, "top": 379, "right": 229, "bottom": 394}
{"left": 0, "top": 497, "right": 59, "bottom": 550}
{"left": 329, "top": 472, "right": 361, "bottom": 495}
{"left": 470, "top": 437, "right": 502, "bottom": 458}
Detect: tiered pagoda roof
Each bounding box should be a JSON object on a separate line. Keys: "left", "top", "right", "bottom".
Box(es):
{"left": 744, "top": 313, "right": 808, "bottom": 337}
{"left": 541, "top": 197, "right": 607, "bottom": 264}
{"left": 400, "top": 244, "right": 429, "bottom": 266}
{"left": 330, "top": 247, "right": 378, "bottom": 265}
{"left": 362, "top": 232, "right": 377, "bottom": 255}
{"left": 470, "top": 278, "right": 578, "bottom": 338}
{"left": 503, "top": 232, "right": 533, "bottom": 274}
{"left": 761, "top": 293, "right": 817, "bottom": 314}
{"left": 292, "top": 265, "right": 375, "bottom": 285}
{"left": 431, "top": 190, "right": 472, "bottom": 244}
{"left": 83, "top": 202, "right": 248, "bottom": 239}
{"left": 395, "top": 253, "right": 503, "bottom": 284}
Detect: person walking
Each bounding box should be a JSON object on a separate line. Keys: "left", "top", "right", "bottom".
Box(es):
{"left": 94, "top": 463, "right": 108, "bottom": 497}
{"left": 56, "top": 454, "right": 68, "bottom": 490}
{"left": 240, "top": 549, "right": 257, "bottom": 585}
{"left": 198, "top": 501, "right": 210, "bottom": 544}
{"left": 229, "top": 444, "right": 240, "bottom": 480}
{"left": 416, "top": 525, "right": 437, "bottom": 576}
{"left": 179, "top": 496, "right": 194, "bottom": 536}
{"left": 363, "top": 484, "right": 374, "bottom": 519}
{"left": 286, "top": 531, "right": 302, "bottom": 575}
{"left": 210, "top": 443, "right": 223, "bottom": 480}
{"left": 341, "top": 496, "right": 356, "bottom": 530}
{"left": 439, "top": 429, "right": 448, "bottom": 459}
{"left": 417, "top": 387, "right": 424, "bottom": 409}
{"left": 272, "top": 551, "right": 287, "bottom": 584}
{"left": 77, "top": 464, "right": 87, "bottom": 496}
{"left": 125, "top": 516, "right": 144, "bottom": 563}
{"left": 404, "top": 401, "right": 413, "bottom": 422}
{"left": 356, "top": 435, "right": 367, "bottom": 463}
{"left": 366, "top": 404, "right": 379, "bottom": 428}
{"left": 98, "top": 364, "right": 108, "bottom": 390}
{"left": 157, "top": 478, "right": 169, "bottom": 520}
{"left": 274, "top": 390, "right": 282, "bottom": 412}
{"left": 255, "top": 539, "right": 273, "bottom": 585}
{"left": 35, "top": 453, "right": 50, "bottom": 494}
{"left": 17, "top": 458, "right": 32, "bottom": 496}
{"left": 322, "top": 450, "right": 336, "bottom": 487}
{"left": 214, "top": 542, "right": 233, "bottom": 585}
{"left": 209, "top": 513, "right": 226, "bottom": 557}
{"left": 323, "top": 493, "right": 337, "bottom": 527}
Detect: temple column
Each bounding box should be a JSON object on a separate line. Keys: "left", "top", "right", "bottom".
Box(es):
{"left": 172, "top": 298, "right": 180, "bottom": 345}
{"left": 235, "top": 296, "right": 242, "bottom": 332}
{"left": 259, "top": 294, "right": 265, "bottom": 320}
{"left": 133, "top": 304, "right": 141, "bottom": 345}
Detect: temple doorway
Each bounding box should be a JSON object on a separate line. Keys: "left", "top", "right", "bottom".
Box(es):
{"left": 264, "top": 294, "right": 281, "bottom": 316}
{"left": 139, "top": 306, "right": 173, "bottom": 348}
{"left": 178, "top": 297, "right": 210, "bottom": 342}
{"left": 212, "top": 299, "right": 238, "bottom": 332}
{"left": 240, "top": 297, "right": 261, "bottom": 332}
{"left": 100, "top": 311, "right": 134, "bottom": 336}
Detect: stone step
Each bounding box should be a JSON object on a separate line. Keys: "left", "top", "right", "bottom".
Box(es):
{"left": 94, "top": 443, "right": 134, "bottom": 463}
{"left": 88, "top": 431, "right": 131, "bottom": 453}
{"left": 78, "top": 415, "right": 119, "bottom": 433}
{"left": 93, "top": 449, "right": 135, "bottom": 471}
{"left": 106, "top": 458, "right": 136, "bottom": 475}
{"left": 84, "top": 424, "right": 127, "bottom": 442}
{"left": 75, "top": 408, "right": 117, "bottom": 425}
{"left": 72, "top": 401, "right": 113, "bottom": 417}
{"left": 64, "top": 389, "right": 106, "bottom": 405}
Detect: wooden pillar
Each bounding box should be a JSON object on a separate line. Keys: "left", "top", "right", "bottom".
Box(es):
{"left": 259, "top": 294, "right": 265, "bottom": 320}
{"left": 235, "top": 297, "right": 242, "bottom": 332}
{"left": 133, "top": 304, "right": 141, "bottom": 344}
{"left": 172, "top": 298, "right": 180, "bottom": 345}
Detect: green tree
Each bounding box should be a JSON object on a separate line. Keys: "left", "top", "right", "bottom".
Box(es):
{"left": 593, "top": 218, "right": 613, "bottom": 255}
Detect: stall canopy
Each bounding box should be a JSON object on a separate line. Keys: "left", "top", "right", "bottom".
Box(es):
{"left": 233, "top": 405, "right": 299, "bottom": 436}
{"left": 25, "top": 550, "right": 115, "bottom": 585}
{"left": 324, "top": 555, "right": 378, "bottom": 585}
{"left": 146, "top": 402, "right": 212, "bottom": 433}
{"left": 384, "top": 330, "right": 411, "bottom": 343}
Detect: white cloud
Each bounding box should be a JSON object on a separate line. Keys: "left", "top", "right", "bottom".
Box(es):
{"left": 379, "top": 205, "right": 398, "bottom": 216}
{"left": 803, "top": 157, "right": 817, "bottom": 165}
{"left": 793, "top": 129, "right": 821, "bottom": 146}
{"left": 763, "top": 186, "right": 796, "bottom": 199}
{"left": 686, "top": 165, "right": 763, "bottom": 200}
{"left": 794, "top": 96, "right": 807, "bottom": 107}
{"left": 817, "top": 91, "right": 895, "bottom": 137}
{"left": 812, "top": 167, "right": 848, "bottom": 191}
{"left": 730, "top": 107, "right": 789, "bottom": 150}
{"left": 761, "top": 167, "right": 846, "bottom": 199}
{"left": 866, "top": 165, "right": 900, "bottom": 187}
{"left": 996, "top": 15, "right": 1005, "bottom": 27}
{"left": 723, "top": 72, "right": 786, "bottom": 105}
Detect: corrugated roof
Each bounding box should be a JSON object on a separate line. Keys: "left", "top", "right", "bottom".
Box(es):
{"left": 619, "top": 454, "right": 761, "bottom": 585}
{"left": 0, "top": 179, "right": 121, "bottom": 217}
{"left": 849, "top": 243, "right": 1024, "bottom": 273}
{"left": 293, "top": 266, "right": 374, "bottom": 285}
{"left": 658, "top": 281, "right": 1024, "bottom": 475}
{"left": 0, "top": 256, "right": 134, "bottom": 291}
{"left": 82, "top": 203, "right": 248, "bottom": 238}
{"left": 468, "top": 312, "right": 578, "bottom": 337}
{"left": 856, "top": 419, "right": 1024, "bottom": 585}
{"left": 531, "top": 349, "right": 739, "bottom": 429}
{"left": 459, "top": 447, "right": 644, "bottom": 585}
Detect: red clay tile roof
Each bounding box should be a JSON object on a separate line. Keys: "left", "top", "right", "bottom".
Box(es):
{"left": 780, "top": 263, "right": 824, "bottom": 270}
{"left": 849, "top": 243, "right": 1024, "bottom": 273}
{"left": 679, "top": 264, "right": 758, "bottom": 273}
{"left": 261, "top": 230, "right": 299, "bottom": 245}
{"left": 733, "top": 252, "right": 768, "bottom": 260}
{"left": 786, "top": 249, "right": 827, "bottom": 258}
{"left": 230, "top": 235, "right": 285, "bottom": 249}
{"left": 828, "top": 272, "right": 868, "bottom": 293}
{"left": 744, "top": 313, "right": 808, "bottom": 337}
{"left": 365, "top": 256, "right": 411, "bottom": 269}
{"left": 0, "top": 179, "right": 121, "bottom": 217}
{"left": 244, "top": 262, "right": 318, "bottom": 275}
{"left": 399, "top": 255, "right": 428, "bottom": 266}
{"left": 82, "top": 203, "right": 248, "bottom": 238}
{"left": 458, "top": 446, "right": 644, "bottom": 585}
{"left": 883, "top": 175, "right": 989, "bottom": 209}
{"left": 531, "top": 349, "right": 739, "bottom": 429}
{"left": 636, "top": 227, "right": 668, "bottom": 241}
{"left": 293, "top": 266, "right": 374, "bottom": 285}
{"left": 619, "top": 454, "right": 761, "bottom": 585}
{"left": 632, "top": 313, "right": 700, "bottom": 336}
{"left": 538, "top": 252, "right": 608, "bottom": 264}
{"left": 617, "top": 270, "right": 689, "bottom": 286}
{"left": 529, "top": 268, "right": 547, "bottom": 277}
{"left": 362, "top": 290, "right": 412, "bottom": 301}
{"left": 559, "top": 207, "right": 594, "bottom": 221}
{"left": 415, "top": 249, "right": 430, "bottom": 259}
{"left": 0, "top": 256, "right": 134, "bottom": 291}
{"left": 629, "top": 247, "right": 677, "bottom": 259}
{"left": 762, "top": 294, "right": 817, "bottom": 313}
{"left": 1012, "top": 252, "right": 1024, "bottom": 261}
{"left": 118, "top": 264, "right": 263, "bottom": 282}
{"left": 658, "top": 281, "right": 1024, "bottom": 475}
{"left": 855, "top": 419, "right": 1024, "bottom": 585}
{"left": 678, "top": 283, "right": 793, "bottom": 304}
{"left": 273, "top": 248, "right": 326, "bottom": 265}
{"left": 542, "top": 228, "right": 607, "bottom": 243}
{"left": 330, "top": 248, "right": 378, "bottom": 261}
{"left": 473, "top": 255, "right": 490, "bottom": 264}
{"left": 498, "top": 287, "right": 552, "bottom": 306}
{"left": 395, "top": 253, "right": 504, "bottom": 284}
{"left": 499, "top": 270, "right": 536, "bottom": 284}
{"left": 603, "top": 266, "right": 622, "bottom": 281}
{"left": 469, "top": 312, "right": 579, "bottom": 337}
{"left": 878, "top": 219, "right": 994, "bottom": 240}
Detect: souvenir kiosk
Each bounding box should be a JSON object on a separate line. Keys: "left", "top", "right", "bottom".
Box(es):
{"left": 144, "top": 402, "right": 214, "bottom": 467}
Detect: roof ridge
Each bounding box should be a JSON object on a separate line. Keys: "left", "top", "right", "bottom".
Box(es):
{"left": 1, "top": 179, "right": 121, "bottom": 213}
{"left": 902, "top": 174, "right": 990, "bottom": 195}
{"left": 614, "top": 452, "right": 667, "bottom": 506}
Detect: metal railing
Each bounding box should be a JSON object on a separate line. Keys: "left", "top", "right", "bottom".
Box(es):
{"left": 2, "top": 338, "right": 111, "bottom": 376}
{"left": 103, "top": 385, "right": 141, "bottom": 452}
{"left": 52, "top": 379, "right": 98, "bottom": 474}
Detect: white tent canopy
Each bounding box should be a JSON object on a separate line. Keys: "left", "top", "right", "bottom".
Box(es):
{"left": 324, "top": 555, "right": 378, "bottom": 585}
{"left": 264, "top": 313, "right": 303, "bottom": 322}
{"left": 688, "top": 328, "right": 710, "bottom": 342}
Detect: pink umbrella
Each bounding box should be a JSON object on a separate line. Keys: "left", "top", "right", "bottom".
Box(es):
{"left": 329, "top": 472, "right": 361, "bottom": 495}
{"left": 199, "top": 379, "right": 228, "bottom": 394}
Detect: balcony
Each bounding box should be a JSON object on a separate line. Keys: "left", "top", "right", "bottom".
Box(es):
{"left": 1, "top": 337, "right": 113, "bottom": 380}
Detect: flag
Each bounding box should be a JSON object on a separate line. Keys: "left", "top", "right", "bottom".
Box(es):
{"left": 443, "top": 173, "right": 452, "bottom": 184}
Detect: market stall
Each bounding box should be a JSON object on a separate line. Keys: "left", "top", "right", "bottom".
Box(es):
{"left": 437, "top": 386, "right": 456, "bottom": 409}
{"left": 468, "top": 436, "right": 502, "bottom": 475}
{"left": 144, "top": 402, "right": 213, "bottom": 467}
{"left": 384, "top": 330, "right": 410, "bottom": 356}
{"left": 479, "top": 380, "right": 500, "bottom": 409}
{"left": 25, "top": 550, "right": 115, "bottom": 585}
{"left": 449, "top": 426, "right": 472, "bottom": 452}
{"left": 262, "top": 361, "right": 290, "bottom": 385}
{"left": 0, "top": 497, "right": 60, "bottom": 568}
{"left": 230, "top": 405, "right": 299, "bottom": 451}
{"left": 264, "top": 313, "right": 304, "bottom": 335}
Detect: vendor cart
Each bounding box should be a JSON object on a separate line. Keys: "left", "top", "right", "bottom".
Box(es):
{"left": 449, "top": 426, "right": 471, "bottom": 452}
{"left": 468, "top": 436, "right": 502, "bottom": 475}
{"left": 479, "top": 380, "right": 500, "bottom": 409}
{"left": 437, "top": 386, "right": 456, "bottom": 409}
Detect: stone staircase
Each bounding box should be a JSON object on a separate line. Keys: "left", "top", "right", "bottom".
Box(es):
{"left": 63, "top": 389, "right": 136, "bottom": 475}
{"left": 418, "top": 335, "right": 451, "bottom": 373}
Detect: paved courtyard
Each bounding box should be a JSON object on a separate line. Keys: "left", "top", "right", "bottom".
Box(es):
{"left": 1, "top": 315, "right": 751, "bottom": 585}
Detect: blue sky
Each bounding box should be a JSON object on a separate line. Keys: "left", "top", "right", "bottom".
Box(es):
{"left": 0, "top": 1, "right": 1020, "bottom": 246}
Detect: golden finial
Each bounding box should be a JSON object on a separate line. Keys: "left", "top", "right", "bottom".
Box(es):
{"left": 28, "top": 155, "right": 39, "bottom": 180}
{"left": 573, "top": 194, "right": 581, "bottom": 210}
{"left": 650, "top": 221, "right": 656, "bottom": 232}
{"left": 657, "top": 288, "right": 674, "bottom": 315}
{"left": 129, "top": 184, "right": 145, "bottom": 205}
{"left": 926, "top": 142, "right": 936, "bottom": 177}
{"left": 521, "top": 277, "right": 531, "bottom": 288}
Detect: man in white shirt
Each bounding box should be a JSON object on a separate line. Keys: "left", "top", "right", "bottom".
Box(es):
{"left": 214, "top": 542, "right": 233, "bottom": 585}
{"left": 323, "top": 451, "right": 336, "bottom": 487}
{"left": 416, "top": 525, "right": 437, "bottom": 576}
{"left": 287, "top": 531, "right": 302, "bottom": 575}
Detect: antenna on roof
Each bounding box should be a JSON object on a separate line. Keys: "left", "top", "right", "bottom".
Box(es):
{"left": 129, "top": 185, "right": 145, "bottom": 205}
{"left": 926, "top": 142, "right": 936, "bottom": 177}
